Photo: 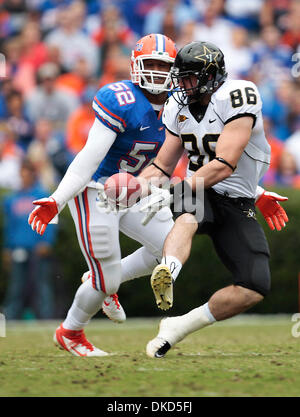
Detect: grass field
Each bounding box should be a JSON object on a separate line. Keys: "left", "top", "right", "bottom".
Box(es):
{"left": 0, "top": 314, "right": 300, "bottom": 397}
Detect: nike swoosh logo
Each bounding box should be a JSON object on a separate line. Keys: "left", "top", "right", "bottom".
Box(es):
{"left": 62, "top": 336, "right": 87, "bottom": 356}
{"left": 209, "top": 119, "right": 216, "bottom": 123}
{"left": 140, "top": 126, "right": 150, "bottom": 131}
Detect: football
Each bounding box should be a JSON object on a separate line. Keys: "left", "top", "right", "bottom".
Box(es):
{"left": 104, "top": 172, "right": 142, "bottom": 208}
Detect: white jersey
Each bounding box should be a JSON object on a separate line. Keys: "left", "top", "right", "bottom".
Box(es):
{"left": 163, "top": 79, "right": 270, "bottom": 198}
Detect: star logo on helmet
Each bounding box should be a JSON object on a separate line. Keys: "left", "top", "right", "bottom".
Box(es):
{"left": 194, "top": 45, "right": 220, "bottom": 69}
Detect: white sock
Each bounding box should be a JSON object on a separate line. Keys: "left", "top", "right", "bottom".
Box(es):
{"left": 161, "top": 255, "right": 182, "bottom": 281}
{"left": 160, "top": 303, "right": 216, "bottom": 346}
{"left": 177, "top": 302, "right": 216, "bottom": 336}
{"left": 121, "top": 247, "right": 159, "bottom": 284}
{"left": 63, "top": 279, "right": 105, "bottom": 330}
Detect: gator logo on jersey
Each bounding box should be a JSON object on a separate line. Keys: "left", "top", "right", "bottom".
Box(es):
{"left": 178, "top": 115, "right": 188, "bottom": 123}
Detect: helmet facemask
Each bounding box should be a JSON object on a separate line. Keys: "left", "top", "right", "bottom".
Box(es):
{"left": 131, "top": 54, "right": 174, "bottom": 95}
{"left": 170, "top": 41, "right": 228, "bottom": 106}
{"left": 171, "top": 66, "right": 227, "bottom": 105}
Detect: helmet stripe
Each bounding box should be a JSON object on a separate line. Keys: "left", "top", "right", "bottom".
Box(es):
{"left": 155, "top": 34, "right": 165, "bottom": 52}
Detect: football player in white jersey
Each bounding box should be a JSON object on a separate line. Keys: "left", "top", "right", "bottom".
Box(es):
{"left": 128, "top": 41, "right": 289, "bottom": 358}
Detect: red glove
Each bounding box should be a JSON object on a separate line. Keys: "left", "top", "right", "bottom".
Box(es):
{"left": 255, "top": 191, "right": 288, "bottom": 231}
{"left": 28, "top": 197, "right": 58, "bottom": 235}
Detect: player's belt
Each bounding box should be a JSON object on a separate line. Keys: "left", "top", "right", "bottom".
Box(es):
{"left": 209, "top": 188, "right": 255, "bottom": 205}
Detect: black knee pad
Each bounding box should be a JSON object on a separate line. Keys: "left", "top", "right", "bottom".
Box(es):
{"left": 171, "top": 180, "right": 205, "bottom": 223}
{"left": 235, "top": 253, "right": 271, "bottom": 297}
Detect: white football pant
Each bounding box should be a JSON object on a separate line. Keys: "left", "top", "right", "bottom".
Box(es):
{"left": 68, "top": 186, "right": 174, "bottom": 295}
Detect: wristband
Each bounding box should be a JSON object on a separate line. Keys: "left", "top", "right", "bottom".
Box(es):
{"left": 215, "top": 157, "right": 236, "bottom": 172}
{"left": 151, "top": 162, "right": 171, "bottom": 178}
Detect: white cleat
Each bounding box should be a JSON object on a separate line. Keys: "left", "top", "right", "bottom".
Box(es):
{"left": 81, "top": 272, "right": 126, "bottom": 323}
{"left": 150, "top": 264, "right": 173, "bottom": 310}
{"left": 146, "top": 317, "right": 186, "bottom": 358}
{"left": 102, "top": 294, "right": 126, "bottom": 323}
{"left": 54, "top": 324, "right": 109, "bottom": 357}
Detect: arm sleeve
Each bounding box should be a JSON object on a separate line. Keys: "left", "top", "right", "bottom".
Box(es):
{"left": 51, "top": 118, "right": 117, "bottom": 207}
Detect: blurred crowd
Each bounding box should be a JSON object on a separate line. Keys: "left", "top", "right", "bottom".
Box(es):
{"left": 1, "top": 0, "right": 300, "bottom": 318}
{"left": 1, "top": 0, "right": 300, "bottom": 192}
